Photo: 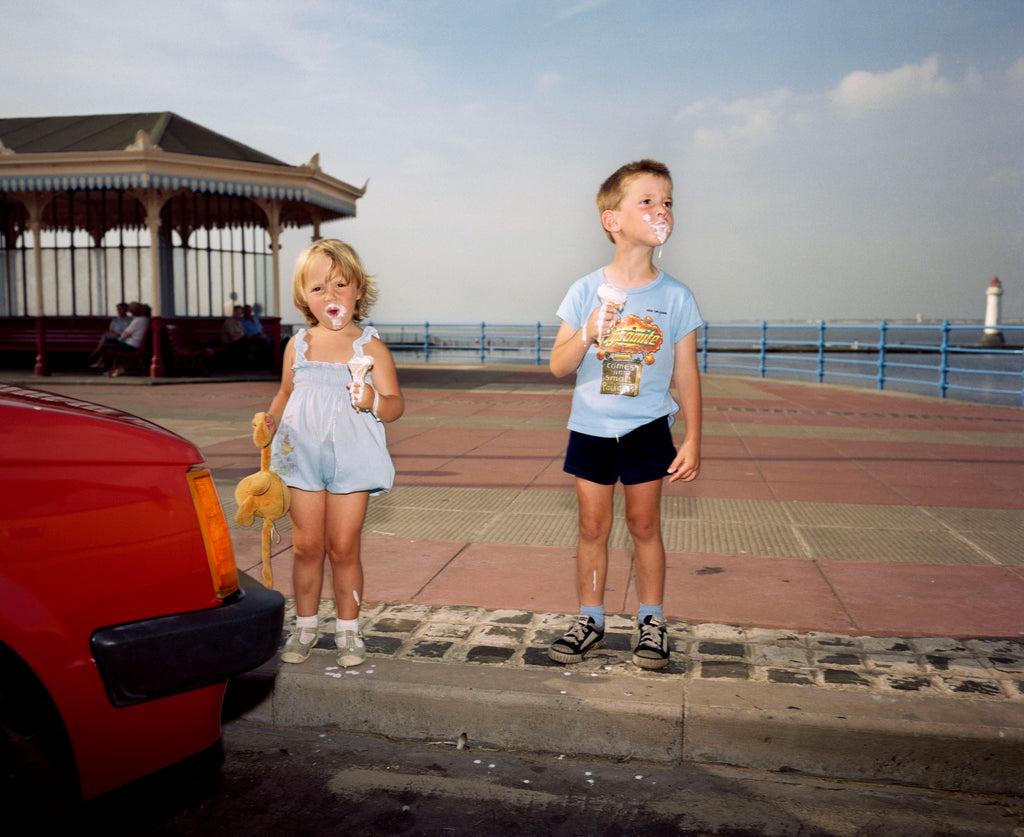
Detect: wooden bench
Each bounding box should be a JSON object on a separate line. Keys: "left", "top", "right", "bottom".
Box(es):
{"left": 162, "top": 316, "right": 282, "bottom": 376}
{"left": 0, "top": 317, "right": 42, "bottom": 356}
{"left": 0, "top": 315, "right": 282, "bottom": 377}
{"left": 163, "top": 319, "right": 231, "bottom": 377}
{"left": 0, "top": 316, "right": 112, "bottom": 375}
{"left": 98, "top": 323, "right": 154, "bottom": 376}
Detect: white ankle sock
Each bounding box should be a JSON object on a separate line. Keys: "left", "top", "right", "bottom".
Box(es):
{"left": 335, "top": 618, "right": 362, "bottom": 646}
{"left": 296, "top": 614, "right": 318, "bottom": 643}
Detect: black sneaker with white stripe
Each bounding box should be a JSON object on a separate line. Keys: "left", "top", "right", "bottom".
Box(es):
{"left": 632, "top": 615, "right": 670, "bottom": 670}
{"left": 548, "top": 615, "right": 605, "bottom": 664}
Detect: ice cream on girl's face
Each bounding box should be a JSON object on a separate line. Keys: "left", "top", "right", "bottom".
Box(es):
{"left": 303, "top": 254, "right": 361, "bottom": 331}
{"left": 325, "top": 304, "right": 346, "bottom": 330}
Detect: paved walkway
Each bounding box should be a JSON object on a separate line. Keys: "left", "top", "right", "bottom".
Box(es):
{"left": 7, "top": 364, "right": 1024, "bottom": 791}
{"left": 19, "top": 364, "right": 1022, "bottom": 637}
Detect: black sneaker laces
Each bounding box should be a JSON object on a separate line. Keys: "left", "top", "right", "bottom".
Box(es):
{"left": 566, "top": 617, "right": 591, "bottom": 642}
{"left": 637, "top": 620, "right": 664, "bottom": 651}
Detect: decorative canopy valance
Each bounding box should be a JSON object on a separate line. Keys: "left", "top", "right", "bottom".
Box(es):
{"left": 0, "top": 112, "right": 366, "bottom": 334}
{"left": 0, "top": 112, "right": 365, "bottom": 232}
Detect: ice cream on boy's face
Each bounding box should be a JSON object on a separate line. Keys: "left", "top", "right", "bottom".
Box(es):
{"left": 643, "top": 213, "right": 671, "bottom": 244}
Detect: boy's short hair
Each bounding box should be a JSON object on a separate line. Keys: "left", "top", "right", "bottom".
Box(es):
{"left": 596, "top": 159, "right": 673, "bottom": 242}
{"left": 292, "top": 238, "right": 378, "bottom": 326}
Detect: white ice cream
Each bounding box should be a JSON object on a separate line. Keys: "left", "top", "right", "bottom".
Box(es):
{"left": 347, "top": 355, "right": 374, "bottom": 405}
{"left": 325, "top": 304, "right": 346, "bottom": 330}
{"left": 596, "top": 283, "right": 627, "bottom": 342}
{"left": 643, "top": 213, "right": 671, "bottom": 244}
{"left": 598, "top": 282, "right": 627, "bottom": 310}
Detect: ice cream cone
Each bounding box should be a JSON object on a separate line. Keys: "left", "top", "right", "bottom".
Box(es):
{"left": 348, "top": 355, "right": 374, "bottom": 406}
{"left": 596, "top": 283, "right": 627, "bottom": 342}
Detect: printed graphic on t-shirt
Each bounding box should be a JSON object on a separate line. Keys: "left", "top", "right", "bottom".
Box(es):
{"left": 597, "top": 314, "right": 665, "bottom": 397}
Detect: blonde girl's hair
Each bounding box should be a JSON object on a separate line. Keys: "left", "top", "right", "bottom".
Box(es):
{"left": 596, "top": 159, "right": 673, "bottom": 243}
{"left": 291, "top": 238, "right": 379, "bottom": 325}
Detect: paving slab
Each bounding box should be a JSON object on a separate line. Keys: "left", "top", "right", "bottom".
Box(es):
{"left": 5, "top": 364, "right": 1023, "bottom": 793}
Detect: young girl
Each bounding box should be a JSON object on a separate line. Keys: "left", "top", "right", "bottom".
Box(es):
{"left": 261, "top": 239, "right": 404, "bottom": 667}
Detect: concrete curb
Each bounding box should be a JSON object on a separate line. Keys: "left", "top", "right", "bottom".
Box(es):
{"left": 684, "top": 678, "right": 1024, "bottom": 795}
{"left": 237, "top": 655, "right": 684, "bottom": 763}
{"left": 230, "top": 652, "right": 1024, "bottom": 795}
{"left": 226, "top": 601, "right": 1024, "bottom": 795}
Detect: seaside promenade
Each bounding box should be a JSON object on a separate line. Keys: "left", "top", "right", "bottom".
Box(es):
{"left": 6, "top": 364, "right": 1023, "bottom": 793}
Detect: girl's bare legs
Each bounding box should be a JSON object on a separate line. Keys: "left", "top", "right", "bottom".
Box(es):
{"left": 574, "top": 478, "right": 615, "bottom": 607}
{"left": 324, "top": 490, "right": 369, "bottom": 621}
{"left": 623, "top": 479, "right": 666, "bottom": 607}
{"left": 288, "top": 487, "right": 329, "bottom": 618}
{"left": 288, "top": 488, "right": 369, "bottom": 620}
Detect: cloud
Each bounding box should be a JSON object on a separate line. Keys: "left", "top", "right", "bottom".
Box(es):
{"left": 550, "top": 0, "right": 611, "bottom": 24}
{"left": 1008, "top": 56, "right": 1024, "bottom": 91}
{"left": 986, "top": 167, "right": 1023, "bottom": 190}
{"left": 678, "top": 89, "right": 795, "bottom": 152}
{"left": 537, "top": 72, "right": 563, "bottom": 91}
{"left": 829, "top": 54, "right": 952, "bottom": 117}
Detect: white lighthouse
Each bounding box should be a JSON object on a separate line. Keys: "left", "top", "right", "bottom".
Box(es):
{"left": 981, "top": 277, "right": 1004, "bottom": 348}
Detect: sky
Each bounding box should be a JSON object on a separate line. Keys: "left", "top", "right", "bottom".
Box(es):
{"left": 3, "top": 0, "right": 1022, "bottom": 326}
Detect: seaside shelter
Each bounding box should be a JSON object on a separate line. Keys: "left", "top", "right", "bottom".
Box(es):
{"left": 0, "top": 112, "right": 365, "bottom": 375}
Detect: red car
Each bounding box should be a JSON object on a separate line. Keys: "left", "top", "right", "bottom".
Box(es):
{"left": 0, "top": 384, "right": 283, "bottom": 817}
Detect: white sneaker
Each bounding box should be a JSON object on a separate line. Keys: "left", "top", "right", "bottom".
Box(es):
{"left": 336, "top": 629, "right": 366, "bottom": 667}
{"left": 281, "top": 627, "right": 318, "bottom": 663}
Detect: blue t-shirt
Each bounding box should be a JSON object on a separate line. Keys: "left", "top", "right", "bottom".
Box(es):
{"left": 556, "top": 268, "right": 703, "bottom": 437}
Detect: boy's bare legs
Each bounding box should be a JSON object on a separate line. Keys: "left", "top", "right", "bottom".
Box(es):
{"left": 574, "top": 478, "right": 615, "bottom": 607}
{"left": 552, "top": 477, "right": 670, "bottom": 667}
{"left": 574, "top": 477, "right": 667, "bottom": 605}
{"left": 624, "top": 478, "right": 671, "bottom": 669}
{"left": 623, "top": 478, "right": 666, "bottom": 606}
{"left": 548, "top": 477, "right": 613, "bottom": 664}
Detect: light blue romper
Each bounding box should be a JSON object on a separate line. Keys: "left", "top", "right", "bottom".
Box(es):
{"left": 270, "top": 327, "right": 395, "bottom": 496}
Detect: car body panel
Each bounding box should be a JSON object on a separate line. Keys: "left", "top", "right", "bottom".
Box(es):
{"left": 0, "top": 385, "right": 284, "bottom": 800}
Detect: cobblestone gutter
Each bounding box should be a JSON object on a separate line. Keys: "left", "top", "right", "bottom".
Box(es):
{"left": 285, "top": 600, "right": 1024, "bottom": 702}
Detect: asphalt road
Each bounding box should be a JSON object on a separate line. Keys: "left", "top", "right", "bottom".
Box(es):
{"left": 70, "top": 721, "right": 1024, "bottom": 837}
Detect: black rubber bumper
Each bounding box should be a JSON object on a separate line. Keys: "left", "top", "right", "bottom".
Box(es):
{"left": 90, "top": 573, "right": 285, "bottom": 707}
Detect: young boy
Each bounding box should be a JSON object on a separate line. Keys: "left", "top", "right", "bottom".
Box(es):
{"left": 548, "top": 159, "right": 703, "bottom": 670}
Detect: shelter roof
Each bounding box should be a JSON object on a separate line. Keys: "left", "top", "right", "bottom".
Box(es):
{"left": 0, "top": 113, "right": 286, "bottom": 164}
{"left": 0, "top": 112, "right": 365, "bottom": 229}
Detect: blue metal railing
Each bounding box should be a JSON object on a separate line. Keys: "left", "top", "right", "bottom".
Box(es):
{"left": 366, "top": 321, "right": 561, "bottom": 367}
{"left": 291, "top": 320, "right": 1022, "bottom": 406}
{"left": 695, "top": 321, "right": 1023, "bottom": 406}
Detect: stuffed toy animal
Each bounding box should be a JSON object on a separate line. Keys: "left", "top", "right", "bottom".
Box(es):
{"left": 234, "top": 412, "right": 290, "bottom": 588}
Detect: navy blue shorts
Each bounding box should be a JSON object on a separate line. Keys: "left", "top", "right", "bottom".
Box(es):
{"left": 563, "top": 416, "right": 676, "bottom": 486}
